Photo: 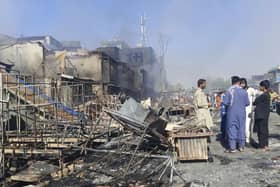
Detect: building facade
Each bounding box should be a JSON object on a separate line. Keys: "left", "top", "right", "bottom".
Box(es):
{"left": 267, "top": 65, "right": 280, "bottom": 93}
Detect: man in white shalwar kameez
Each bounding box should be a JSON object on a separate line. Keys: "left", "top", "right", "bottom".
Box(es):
{"left": 240, "top": 78, "right": 256, "bottom": 144}
{"left": 193, "top": 79, "right": 213, "bottom": 129}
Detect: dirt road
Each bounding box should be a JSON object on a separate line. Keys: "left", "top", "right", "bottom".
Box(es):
{"left": 174, "top": 113, "right": 280, "bottom": 187}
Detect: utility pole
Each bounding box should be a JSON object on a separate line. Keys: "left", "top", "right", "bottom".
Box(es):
{"left": 41, "top": 44, "right": 46, "bottom": 79}
{"left": 158, "top": 33, "right": 168, "bottom": 91}
{"left": 140, "top": 14, "right": 147, "bottom": 47}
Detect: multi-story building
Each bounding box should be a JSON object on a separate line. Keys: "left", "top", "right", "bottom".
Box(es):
{"left": 97, "top": 40, "right": 167, "bottom": 97}
{"left": 267, "top": 65, "right": 280, "bottom": 93}
{"left": 1, "top": 34, "right": 164, "bottom": 99}
{"left": 70, "top": 50, "right": 143, "bottom": 98}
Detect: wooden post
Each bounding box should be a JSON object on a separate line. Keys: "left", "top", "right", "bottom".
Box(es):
{"left": 0, "top": 73, "right": 5, "bottom": 178}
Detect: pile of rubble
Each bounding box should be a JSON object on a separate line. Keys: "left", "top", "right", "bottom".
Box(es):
{"left": 4, "top": 97, "right": 213, "bottom": 186}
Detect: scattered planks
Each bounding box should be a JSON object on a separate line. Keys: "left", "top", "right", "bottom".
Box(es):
{"left": 10, "top": 161, "right": 58, "bottom": 183}
{"left": 10, "top": 160, "right": 76, "bottom": 184}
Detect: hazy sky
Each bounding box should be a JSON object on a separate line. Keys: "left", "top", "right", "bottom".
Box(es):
{"left": 1, "top": 0, "right": 280, "bottom": 87}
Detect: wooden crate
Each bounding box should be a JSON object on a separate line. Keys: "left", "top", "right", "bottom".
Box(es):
{"left": 170, "top": 132, "right": 212, "bottom": 161}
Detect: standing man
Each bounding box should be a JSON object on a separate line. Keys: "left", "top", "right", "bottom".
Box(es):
{"left": 193, "top": 79, "right": 213, "bottom": 129}
{"left": 220, "top": 91, "right": 227, "bottom": 141}
{"left": 240, "top": 78, "right": 256, "bottom": 145}
{"left": 223, "top": 76, "right": 249, "bottom": 153}
{"left": 254, "top": 80, "right": 271, "bottom": 151}
{"left": 269, "top": 89, "right": 279, "bottom": 112}
{"left": 215, "top": 92, "right": 222, "bottom": 110}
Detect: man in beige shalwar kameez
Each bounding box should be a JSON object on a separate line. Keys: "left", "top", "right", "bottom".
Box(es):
{"left": 193, "top": 79, "right": 213, "bottom": 129}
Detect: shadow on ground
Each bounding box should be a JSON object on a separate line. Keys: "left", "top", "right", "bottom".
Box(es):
{"left": 269, "top": 134, "right": 280, "bottom": 141}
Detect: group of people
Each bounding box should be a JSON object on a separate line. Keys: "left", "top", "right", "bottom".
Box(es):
{"left": 193, "top": 76, "right": 271, "bottom": 153}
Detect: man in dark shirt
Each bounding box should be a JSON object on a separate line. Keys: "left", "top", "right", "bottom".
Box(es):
{"left": 254, "top": 80, "right": 271, "bottom": 150}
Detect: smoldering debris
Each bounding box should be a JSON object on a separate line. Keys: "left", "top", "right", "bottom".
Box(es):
{"left": 47, "top": 151, "right": 169, "bottom": 187}
{"left": 0, "top": 73, "right": 213, "bottom": 186}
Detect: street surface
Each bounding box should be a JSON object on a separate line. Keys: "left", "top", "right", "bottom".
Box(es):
{"left": 174, "top": 113, "right": 280, "bottom": 187}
